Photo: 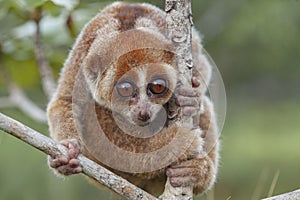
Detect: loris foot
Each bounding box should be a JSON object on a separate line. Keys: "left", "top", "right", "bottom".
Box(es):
{"left": 48, "top": 139, "right": 82, "bottom": 176}
{"left": 166, "top": 156, "right": 214, "bottom": 193}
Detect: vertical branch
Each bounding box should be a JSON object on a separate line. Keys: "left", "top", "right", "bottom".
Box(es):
{"left": 166, "top": 0, "right": 194, "bottom": 125}
{"left": 32, "top": 7, "right": 57, "bottom": 100}
{"left": 160, "top": 0, "right": 194, "bottom": 200}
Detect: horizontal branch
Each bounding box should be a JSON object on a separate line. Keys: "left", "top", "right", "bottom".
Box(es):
{"left": 0, "top": 113, "right": 158, "bottom": 200}
{"left": 262, "top": 189, "right": 300, "bottom": 200}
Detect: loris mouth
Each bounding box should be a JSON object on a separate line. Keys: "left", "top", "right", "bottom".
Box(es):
{"left": 135, "top": 120, "right": 151, "bottom": 127}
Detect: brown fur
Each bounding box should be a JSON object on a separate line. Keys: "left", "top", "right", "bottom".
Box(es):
{"left": 47, "top": 2, "right": 219, "bottom": 198}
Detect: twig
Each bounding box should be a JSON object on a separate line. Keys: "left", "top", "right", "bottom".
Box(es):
{"left": 32, "top": 8, "right": 56, "bottom": 100}
{"left": 160, "top": 0, "right": 194, "bottom": 199}
{"left": 6, "top": 83, "right": 47, "bottom": 123}
{"left": 0, "top": 97, "right": 14, "bottom": 108}
{"left": 262, "top": 189, "right": 300, "bottom": 200}
{"left": 0, "top": 67, "right": 47, "bottom": 123}
{"left": 66, "top": 13, "right": 76, "bottom": 39}
{"left": 0, "top": 113, "right": 158, "bottom": 200}
{"left": 267, "top": 170, "right": 280, "bottom": 197}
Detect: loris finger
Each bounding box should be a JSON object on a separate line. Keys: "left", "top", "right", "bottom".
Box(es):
{"left": 167, "top": 167, "right": 193, "bottom": 177}
{"left": 170, "top": 159, "right": 197, "bottom": 169}
{"left": 176, "top": 96, "right": 199, "bottom": 107}
{"left": 68, "top": 147, "right": 80, "bottom": 159}
{"left": 49, "top": 156, "right": 68, "bottom": 168}
{"left": 69, "top": 158, "right": 81, "bottom": 168}
{"left": 192, "top": 77, "right": 200, "bottom": 88}
{"left": 59, "top": 140, "right": 81, "bottom": 159}
{"left": 73, "top": 166, "right": 83, "bottom": 174}
{"left": 170, "top": 176, "right": 197, "bottom": 187}
{"left": 176, "top": 86, "right": 200, "bottom": 97}
{"left": 182, "top": 106, "right": 199, "bottom": 116}
{"left": 57, "top": 165, "right": 80, "bottom": 176}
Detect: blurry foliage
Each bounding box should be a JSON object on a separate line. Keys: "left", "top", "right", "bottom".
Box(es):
{"left": 0, "top": 0, "right": 299, "bottom": 200}
{"left": 215, "top": 0, "right": 300, "bottom": 89}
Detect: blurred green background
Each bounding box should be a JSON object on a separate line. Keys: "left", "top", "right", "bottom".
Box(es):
{"left": 0, "top": 0, "right": 299, "bottom": 200}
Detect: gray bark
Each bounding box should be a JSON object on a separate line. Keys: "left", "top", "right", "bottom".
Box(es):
{"left": 160, "top": 1, "right": 194, "bottom": 200}
{"left": 262, "top": 189, "right": 300, "bottom": 200}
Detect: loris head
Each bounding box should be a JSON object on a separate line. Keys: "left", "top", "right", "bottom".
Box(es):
{"left": 89, "top": 48, "right": 177, "bottom": 127}
{"left": 111, "top": 61, "right": 177, "bottom": 126}
{"left": 83, "top": 29, "right": 177, "bottom": 126}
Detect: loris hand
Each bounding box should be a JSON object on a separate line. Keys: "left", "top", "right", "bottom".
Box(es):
{"left": 175, "top": 77, "right": 201, "bottom": 116}
{"left": 166, "top": 156, "right": 215, "bottom": 194}
{"left": 48, "top": 139, "right": 82, "bottom": 176}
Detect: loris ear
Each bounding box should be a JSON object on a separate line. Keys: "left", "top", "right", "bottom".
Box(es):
{"left": 83, "top": 53, "right": 102, "bottom": 84}
{"left": 83, "top": 52, "right": 117, "bottom": 108}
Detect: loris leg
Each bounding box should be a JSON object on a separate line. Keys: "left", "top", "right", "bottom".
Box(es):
{"left": 171, "top": 79, "right": 219, "bottom": 194}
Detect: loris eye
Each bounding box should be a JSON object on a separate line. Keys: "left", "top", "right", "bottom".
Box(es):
{"left": 116, "top": 81, "right": 136, "bottom": 97}
{"left": 148, "top": 79, "right": 168, "bottom": 96}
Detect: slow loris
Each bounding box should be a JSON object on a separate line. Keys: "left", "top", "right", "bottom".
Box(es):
{"left": 47, "top": 2, "right": 219, "bottom": 197}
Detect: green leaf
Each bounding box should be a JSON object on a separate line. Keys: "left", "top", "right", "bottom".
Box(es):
{"left": 51, "top": 0, "right": 79, "bottom": 10}
{"left": 0, "top": 12, "right": 25, "bottom": 41}
{"left": 11, "top": 0, "right": 47, "bottom": 11}
{"left": 0, "top": 0, "right": 10, "bottom": 20}
{"left": 42, "top": 1, "right": 62, "bottom": 17}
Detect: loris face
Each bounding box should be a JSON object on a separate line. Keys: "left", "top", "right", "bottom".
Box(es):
{"left": 111, "top": 63, "right": 177, "bottom": 126}
{"left": 82, "top": 28, "right": 177, "bottom": 127}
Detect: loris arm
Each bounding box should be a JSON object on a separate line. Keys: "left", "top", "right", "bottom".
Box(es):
{"left": 46, "top": 7, "right": 110, "bottom": 175}
{"left": 166, "top": 95, "right": 219, "bottom": 194}
{"left": 47, "top": 97, "right": 80, "bottom": 142}
{"left": 47, "top": 97, "right": 84, "bottom": 175}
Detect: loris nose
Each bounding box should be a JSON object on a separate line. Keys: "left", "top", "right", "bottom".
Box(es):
{"left": 138, "top": 111, "right": 151, "bottom": 122}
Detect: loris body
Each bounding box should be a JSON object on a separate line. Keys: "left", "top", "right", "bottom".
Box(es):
{"left": 47, "top": 2, "right": 219, "bottom": 197}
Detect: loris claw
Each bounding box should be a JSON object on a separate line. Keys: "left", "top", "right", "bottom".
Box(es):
{"left": 48, "top": 139, "right": 82, "bottom": 176}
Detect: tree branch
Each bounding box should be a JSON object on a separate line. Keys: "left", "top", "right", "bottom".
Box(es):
{"left": 32, "top": 8, "right": 56, "bottom": 101}
{"left": 0, "top": 66, "right": 47, "bottom": 123}
{"left": 0, "top": 97, "right": 14, "bottom": 108}
{"left": 262, "top": 189, "right": 300, "bottom": 200}
{"left": 160, "top": 0, "right": 194, "bottom": 199}
{"left": 66, "top": 13, "right": 77, "bottom": 39}
{"left": 5, "top": 83, "right": 47, "bottom": 123}
{"left": 0, "top": 113, "right": 158, "bottom": 200}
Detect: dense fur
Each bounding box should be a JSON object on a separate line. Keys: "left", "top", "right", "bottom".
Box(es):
{"left": 47, "top": 2, "right": 219, "bottom": 198}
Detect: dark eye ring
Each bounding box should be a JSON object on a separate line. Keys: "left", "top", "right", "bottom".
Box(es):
{"left": 116, "top": 81, "right": 135, "bottom": 97}
{"left": 148, "top": 79, "right": 168, "bottom": 96}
